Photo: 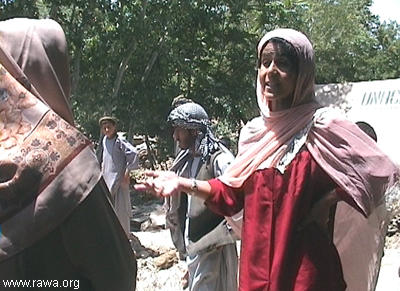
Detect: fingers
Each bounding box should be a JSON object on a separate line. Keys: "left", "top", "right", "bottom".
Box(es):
{"left": 133, "top": 171, "right": 178, "bottom": 198}
{"left": 133, "top": 180, "right": 168, "bottom": 198}
{"left": 143, "top": 170, "right": 176, "bottom": 180}
{"left": 134, "top": 183, "right": 150, "bottom": 191}
{"left": 133, "top": 179, "right": 161, "bottom": 196}
{"left": 143, "top": 170, "right": 160, "bottom": 178}
{"left": 136, "top": 184, "right": 166, "bottom": 199}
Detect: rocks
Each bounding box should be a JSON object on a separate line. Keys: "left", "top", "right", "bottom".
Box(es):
{"left": 133, "top": 228, "right": 187, "bottom": 291}
{"left": 131, "top": 216, "right": 151, "bottom": 232}
{"left": 385, "top": 214, "right": 400, "bottom": 249}
{"left": 136, "top": 256, "right": 187, "bottom": 291}
{"left": 130, "top": 202, "right": 187, "bottom": 290}
{"left": 130, "top": 234, "right": 159, "bottom": 259}
{"left": 386, "top": 232, "right": 400, "bottom": 249}
{"left": 387, "top": 214, "right": 400, "bottom": 237}
{"left": 154, "top": 250, "right": 179, "bottom": 270}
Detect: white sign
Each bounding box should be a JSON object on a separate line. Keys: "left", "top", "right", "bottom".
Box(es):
{"left": 315, "top": 78, "right": 400, "bottom": 165}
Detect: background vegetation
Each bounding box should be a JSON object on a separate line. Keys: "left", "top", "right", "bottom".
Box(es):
{"left": 1, "top": 0, "right": 399, "bottom": 162}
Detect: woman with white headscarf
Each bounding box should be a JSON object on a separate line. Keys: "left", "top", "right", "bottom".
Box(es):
{"left": 136, "top": 28, "right": 398, "bottom": 290}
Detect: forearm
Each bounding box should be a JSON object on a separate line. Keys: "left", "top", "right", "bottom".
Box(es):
{"left": 123, "top": 169, "right": 131, "bottom": 184}
{"left": 177, "top": 177, "right": 244, "bottom": 217}
{"left": 134, "top": 170, "right": 214, "bottom": 199}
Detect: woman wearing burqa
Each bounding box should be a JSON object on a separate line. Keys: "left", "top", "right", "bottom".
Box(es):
{"left": 0, "top": 18, "right": 136, "bottom": 290}
{"left": 136, "top": 28, "right": 398, "bottom": 290}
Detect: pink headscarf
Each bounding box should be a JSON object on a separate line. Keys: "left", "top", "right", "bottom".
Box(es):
{"left": 219, "top": 28, "right": 398, "bottom": 217}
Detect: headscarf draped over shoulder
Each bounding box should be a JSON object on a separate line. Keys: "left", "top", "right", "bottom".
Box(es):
{"left": 219, "top": 28, "right": 398, "bottom": 216}
{"left": 219, "top": 28, "right": 398, "bottom": 291}
{"left": 0, "top": 18, "right": 101, "bottom": 262}
{"left": 0, "top": 18, "right": 73, "bottom": 125}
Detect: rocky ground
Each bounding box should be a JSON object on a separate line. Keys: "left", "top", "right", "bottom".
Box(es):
{"left": 130, "top": 193, "right": 188, "bottom": 291}
{"left": 376, "top": 215, "right": 400, "bottom": 291}
{"left": 130, "top": 193, "right": 400, "bottom": 291}
{"left": 386, "top": 214, "right": 400, "bottom": 249}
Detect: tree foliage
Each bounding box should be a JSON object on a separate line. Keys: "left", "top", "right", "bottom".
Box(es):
{"left": 298, "top": 0, "right": 400, "bottom": 83}
{"left": 1, "top": 0, "right": 399, "bottom": 159}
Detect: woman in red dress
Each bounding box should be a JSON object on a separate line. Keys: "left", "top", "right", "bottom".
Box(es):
{"left": 136, "top": 28, "right": 398, "bottom": 291}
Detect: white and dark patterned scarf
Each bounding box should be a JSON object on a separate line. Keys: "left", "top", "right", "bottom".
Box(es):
{"left": 168, "top": 102, "right": 219, "bottom": 163}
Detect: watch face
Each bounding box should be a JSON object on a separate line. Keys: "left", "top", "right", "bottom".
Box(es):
{"left": 191, "top": 179, "right": 198, "bottom": 191}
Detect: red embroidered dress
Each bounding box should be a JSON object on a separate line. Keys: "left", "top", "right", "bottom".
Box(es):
{"left": 207, "top": 150, "right": 347, "bottom": 291}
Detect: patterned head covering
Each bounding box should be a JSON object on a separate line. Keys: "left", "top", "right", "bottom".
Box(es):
{"left": 167, "top": 102, "right": 218, "bottom": 162}
{"left": 167, "top": 102, "right": 210, "bottom": 131}
{"left": 0, "top": 18, "right": 101, "bottom": 262}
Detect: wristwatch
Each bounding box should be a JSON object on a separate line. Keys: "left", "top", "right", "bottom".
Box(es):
{"left": 190, "top": 178, "right": 198, "bottom": 194}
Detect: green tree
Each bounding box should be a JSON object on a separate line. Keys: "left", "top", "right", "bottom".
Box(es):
{"left": 299, "top": 0, "right": 399, "bottom": 83}
{"left": 1, "top": 0, "right": 398, "bottom": 162}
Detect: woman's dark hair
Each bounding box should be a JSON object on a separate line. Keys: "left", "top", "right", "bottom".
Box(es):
{"left": 257, "top": 37, "right": 299, "bottom": 73}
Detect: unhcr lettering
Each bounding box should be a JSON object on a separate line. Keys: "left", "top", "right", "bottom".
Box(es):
{"left": 361, "top": 90, "right": 400, "bottom": 106}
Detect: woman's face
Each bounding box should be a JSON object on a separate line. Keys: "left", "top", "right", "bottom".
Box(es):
{"left": 258, "top": 41, "right": 298, "bottom": 111}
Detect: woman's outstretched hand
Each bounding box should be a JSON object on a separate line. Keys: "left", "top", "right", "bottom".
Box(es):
{"left": 134, "top": 170, "right": 181, "bottom": 197}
